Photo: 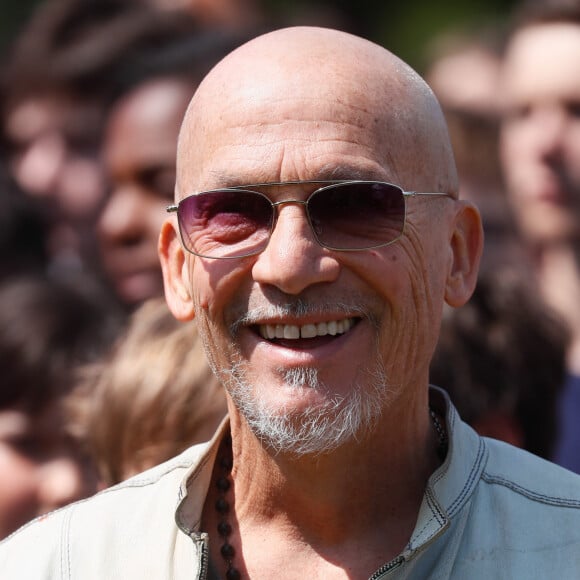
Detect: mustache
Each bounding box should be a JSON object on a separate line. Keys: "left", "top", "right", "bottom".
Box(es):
{"left": 229, "top": 297, "right": 379, "bottom": 336}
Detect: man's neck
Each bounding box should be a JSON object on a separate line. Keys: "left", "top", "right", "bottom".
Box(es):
{"left": 208, "top": 397, "right": 442, "bottom": 578}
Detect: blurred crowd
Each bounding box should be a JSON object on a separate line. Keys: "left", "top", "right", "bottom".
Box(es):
{"left": 1, "top": 0, "right": 580, "bottom": 541}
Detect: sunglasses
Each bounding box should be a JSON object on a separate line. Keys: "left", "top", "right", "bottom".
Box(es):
{"left": 167, "top": 180, "right": 451, "bottom": 259}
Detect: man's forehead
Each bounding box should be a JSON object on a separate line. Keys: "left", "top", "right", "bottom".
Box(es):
{"left": 178, "top": 109, "right": 400, "bottom": 195}
{"left": 191, "top": 39, "right": 398, "bottom": 127}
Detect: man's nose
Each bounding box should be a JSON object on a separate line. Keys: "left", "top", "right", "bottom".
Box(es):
{"left": 251, "top": 204, "right": 340, "bottom": 295}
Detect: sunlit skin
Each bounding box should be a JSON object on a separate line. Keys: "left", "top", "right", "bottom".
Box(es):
{"left": 500, "top": 23, "right": 580, "bottom": 246}
{"left": 99, "top": 78, "right": 193, "bottom": 306}
{"left": 160, "top": 27, "right": 482, "bottom": 578}
{"left": 0, "top": 407, "right": 96, "bottom": 540}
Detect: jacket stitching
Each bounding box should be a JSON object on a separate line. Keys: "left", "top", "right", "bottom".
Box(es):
{"left": 411, "top": 486, "right": 447, "bottom": 545}
{"left": 447, "top": 437, "right": 486, "bottom": 516}
{"left": 481, "top": 473, "right": 580, "bottom": 508}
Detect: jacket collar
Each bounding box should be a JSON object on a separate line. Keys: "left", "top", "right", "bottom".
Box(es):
{"left": 174, "top": 386, "right": 488, "bottom": 558}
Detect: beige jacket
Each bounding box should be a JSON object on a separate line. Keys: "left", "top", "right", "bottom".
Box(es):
{"left": 3, "top": 389, "right": 580, "bottom": 579}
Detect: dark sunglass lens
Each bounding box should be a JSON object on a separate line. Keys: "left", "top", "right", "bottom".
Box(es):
{"left": 308, "top": 182, "right": 405, "bottom": 249}
{"left": 178, "top": 190, "right": 272, "bottom": 257}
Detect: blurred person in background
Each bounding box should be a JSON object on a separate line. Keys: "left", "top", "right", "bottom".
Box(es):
{"left": 0, "top": 0, "right": 230, "bottom": 292}
{"left": 0, "top": 276, "right": 119, "bottom": 539}
{"left": 97, "top": 29, "right": 249, "bottom": 307}
{"left": 431, "top": 267, "right": 569, "bottom": 459}
{"left": 1, "top": 0, "right": 146, "bottom": 282}
{"left": 0, "top": 162, "right": 48, "bottom": 280}
{"left": 424, "top": 26, "right": 526, "bottom": 273}
{"left": 69, "top": 298, "right": 226, "bottom": 487}
{"left": 425, "top": 26, "right": 503, "bottom": 204}
{"left": 425, "top": 22, "right": 568, "bottom": 465}
{"left": 499, "top": 0, "right": 580, "bottom": 472}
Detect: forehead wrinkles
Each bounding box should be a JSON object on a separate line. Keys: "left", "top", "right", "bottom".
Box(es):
{"left": 216, "top": 96, "right": 394, "bottom": 181}
{"left": 179, "top": 107, "right": 386, "bottom": 195}
{"left": 180, "top": 90, "right": 408, "bottom": 193}
{"left": 216, "top": 94, "right": 379, "bottom": 148}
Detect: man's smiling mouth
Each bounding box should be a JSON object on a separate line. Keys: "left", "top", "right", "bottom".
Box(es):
{"left": 258, "top": 317, "right": 358, "bottom": 340}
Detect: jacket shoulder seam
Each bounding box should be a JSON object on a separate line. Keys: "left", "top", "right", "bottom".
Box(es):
{"left": 482, "top": 472, "right": 580, "bottom": 508}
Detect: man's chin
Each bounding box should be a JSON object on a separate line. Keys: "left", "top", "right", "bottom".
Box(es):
{"left": 234, "top": 392, "right": 376, "bottom": 456}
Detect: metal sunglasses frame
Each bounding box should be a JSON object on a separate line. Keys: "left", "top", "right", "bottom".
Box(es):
{"left": 166, "top": 180, "right": 452, "bottom": 259}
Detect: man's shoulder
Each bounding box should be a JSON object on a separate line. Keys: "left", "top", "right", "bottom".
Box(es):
{"left": 440, "top": 438, "right": 580, "bottom": 575}
{"left": 482, "top": 436, "right": 580, "bottom": 507}
{"left": 441, "top": 391, "right": 580, "bottom": 514}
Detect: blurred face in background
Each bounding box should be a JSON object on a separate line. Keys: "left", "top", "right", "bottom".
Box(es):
{"left": 0, "top": 403, "right": 96, "bottom": 539}
{"left": 98, "top": 78, "right": 193, "bottom": 307}
{"left": 4, "top": 92, "right": 106, "bottom": 265}
{"left": 500, "top": 23, "right": 580, "bottom": 246}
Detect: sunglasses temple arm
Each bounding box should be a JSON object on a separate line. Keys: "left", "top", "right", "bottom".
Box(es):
{"left": 404, "top": 192, "right": 452, "bottom": 198}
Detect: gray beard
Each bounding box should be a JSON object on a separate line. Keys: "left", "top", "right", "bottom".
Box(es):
{"left": 205, "top": 299, "right": 390, "bottom": 456}
{"left": 221, "top": 357, "right": 389, "bottom": 456}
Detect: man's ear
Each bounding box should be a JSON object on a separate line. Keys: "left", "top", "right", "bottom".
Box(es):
{"left": 159, "top": 220, "right": 195, "bottom": 321}
{"left": 444, "top": 201, "right": 484, "bottom": 307}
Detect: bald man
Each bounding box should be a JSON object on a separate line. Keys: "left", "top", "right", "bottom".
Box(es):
{"left": 2, "top": 27, "right": 580, "bottom": 579}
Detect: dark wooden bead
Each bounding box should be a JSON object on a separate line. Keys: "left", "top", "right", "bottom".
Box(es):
{"left": 216, "top": 449, "right": 240, "bottom": 577}
{"left": 221, "top": 542, "right": 236, "bottom": 560}
{"left": 216, "top": 476, "right": 231, "bottom": 492}
{"left": 226, "top": 567, "right": 241, "bottom": 580}
{"left": 217, "top": 521, "right": 232, "bottom": 537}
{"left": 220, "top": 456, "right": 233, "bottom": 471}
{"left": 215, "top": 497, "right": 230, "bottom": 514}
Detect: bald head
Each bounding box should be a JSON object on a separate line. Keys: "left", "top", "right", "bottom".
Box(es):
{"left": 176, "top": 27, "right": 457, "bottom": 198}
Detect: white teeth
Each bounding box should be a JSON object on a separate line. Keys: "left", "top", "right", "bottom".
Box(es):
{"left": 284, "top": 325, "right": 300, "bottom": 339}
{"left": 316, "top": 322, "right": 328, "bottom": 336}
{"left": 300, "top": 324, "right": 317, "bottom": 338}
{"left": 259, "top": 318, "right": 355, "bottom": 340}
